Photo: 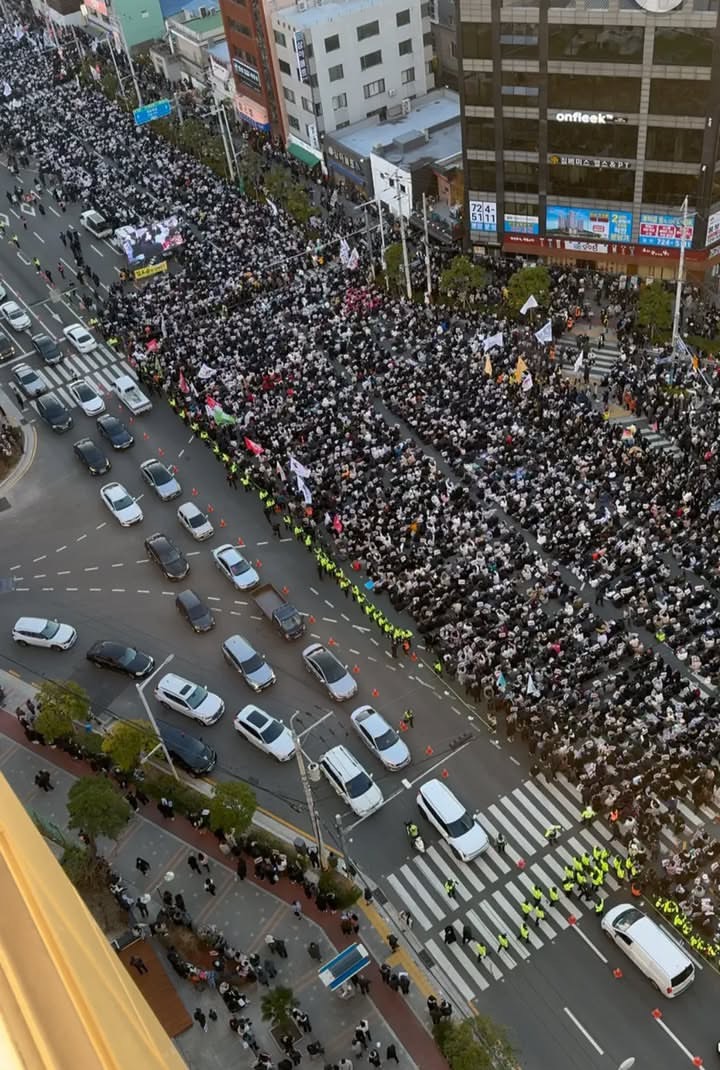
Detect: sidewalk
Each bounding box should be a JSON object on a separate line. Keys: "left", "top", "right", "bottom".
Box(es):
{"left": 0, "top": 703, "right": 448, "bottom": 1070}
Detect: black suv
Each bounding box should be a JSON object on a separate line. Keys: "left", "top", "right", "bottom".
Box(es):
{"left": 145, "top": 532, "right": 189, "bottom": 580}
{"left": 156, "top": 720, "right": 217, "bottom": 775}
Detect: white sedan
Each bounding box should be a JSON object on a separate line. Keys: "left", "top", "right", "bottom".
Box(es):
{"left": 63, "top": 322, "right": 98, "bottom": 353}
{"left": 68, "top": 378, "right": 105, "bottom": 416}
{"left": 177, "top": 501, "right": 214, "bottom": 541}
{"left": 1, "top": 300, "right": 31, "bottom": 331}
{"left": 153, "top": 672, "right": 224, "bottom": 725}
{"left": 12, "top": 616, "right": 77, "bottom": 650}
{"left": 100, "top": 481, "right": 143, "bottom": 527}
{"left": 351, "top": 705, "right": 411, "bottom": 770}
{"left": 233, "top": 704, "right": 294, "bottom": 762}
{"left": 212, "top": 543, "right": 260, "bottom": 590}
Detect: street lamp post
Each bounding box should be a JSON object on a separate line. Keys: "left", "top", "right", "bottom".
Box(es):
{"left": 671, "top": 194, "right": 689, "bottom": 357}
{"left": 380, "top": 168, "right": 412, "bottom": 301}
{"left": 291, "top": 710, "right": 331, "bottom": 869}
{"left": 136, "top": 653, "right": 178, "bottom": 779}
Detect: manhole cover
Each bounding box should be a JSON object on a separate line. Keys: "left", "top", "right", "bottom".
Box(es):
{"left": 0, "top": 497, "right": 10, "bottom": 512}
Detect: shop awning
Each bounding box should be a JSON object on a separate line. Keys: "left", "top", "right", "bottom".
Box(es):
{"left": 288, "top": 142, "right": 320, "bottom": 167}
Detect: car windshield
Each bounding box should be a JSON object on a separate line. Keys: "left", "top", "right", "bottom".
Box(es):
{"left": 260, "top": 720, "right": 284, "bottom": 744}
{"left": 346, "top": 771, "right": 373, "bottom": 798}
{"left": 18, "top": 370, "right": 34, "bottom": 383}
{"left": 113, "top": 493, "right": 134, "bottom": 510}
{"left": 613, "top": 907, "right": 644, "bottom": 932}
{"left": 446, "top": 811, "right": 475, "bottom": 838}
{"left": 188, "top": 512, "right": 207, "bottom": 528}
{"left": 185, "top": 685, "right": 208, "bottom": 709}
{"left": 153, "top": 467, "right": 171, "bottom": 484}
{"left": 318, "top": 653, "right": 344, "bottom": 682}
{"left": 117, "top": 646, "right": 137, "bottom": 666}
{"left": 77, "top": 384, "right": 93, "bottom": 400}
{"left": 241, "top": 653, "right": 264, "bottom": 674}
{"left": 40, "top": 620, "right": 60, "bottom": 639}
{"left": 374, "top": 727, "right": 398, "bottom": 750}
{"left": 229, "top": 557, "right": 250, "bottom": 575}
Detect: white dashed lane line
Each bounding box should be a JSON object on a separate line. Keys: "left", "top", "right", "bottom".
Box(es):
{"left": 33, "top": 555, "right": 46, "bottom": 563}
{"left": 56, "top": 545, "right": 66, "bottom": 552}
{"left": 9, "top": 565, "right": 21, "bottom": 571}
{"left": 76, "top": 534, "right": 87, "bottom": 541}
{"left": 96, "top": 523, "right": 106, "bottom": 530}
{"left": 57, "top": 570, "right": 71, "bottom": 575}
{"left": 111, "top": 562, "right": 124, "bottom": 568}
{"left": 137, "top": 589, "right": 150, "bottom": 594}
{"left": 111, "top": 588, "right": 125, "bottom": 592}
{"left": 85, "top": 566, "right": 99, "bottom": 572}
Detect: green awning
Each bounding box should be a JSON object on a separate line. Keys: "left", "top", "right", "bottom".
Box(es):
{"left": 288, "top": 142, "right": 321, "bottom": 167}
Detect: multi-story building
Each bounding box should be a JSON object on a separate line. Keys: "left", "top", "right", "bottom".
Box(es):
{"left": 270, "top": 0, "right": 434, "bottom": 167}
{"left": 458, "top": 1, "right": 720, "bottom": 281}
{"left": 150, "top": 9, "right": 227, "bottom": 87}
{"left": 432, "top": 0, "right": 459, "bottom": 90}
{"left": 219, "top": 0, "right": 292, "bottom": 136}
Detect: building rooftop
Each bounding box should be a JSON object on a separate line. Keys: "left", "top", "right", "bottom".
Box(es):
{"left": 176, "top": 10, "right": 224, "bottom": 33}
{"left": 276, "top": 0, "right": 394, "bottom": 31}
{"left": 328, "top": 89, "right": 461, "bottom": 167}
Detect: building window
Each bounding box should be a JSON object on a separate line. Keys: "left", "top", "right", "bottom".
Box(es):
{"left": 363, "top": 78, "right": 386, "bottom": 98}
{"left": 329, "top": 63, "right": 344, "bottom": 81}
{"left": 468, "top": 161, "right": 497, "bottom": 190}
{"left": 273, "top": 29, "right": 286, "bottom": 47}
{"left": 649, "top": 78, "right": 709, "bottom": 116}
{"left": 461, "top": 23, "right": 492, "bottom": 60}
{"left": 228, "top": 17, "right": 251, "bottom": 35}
{"left": 308, "top": 73, "right": 318, "bottom": 88}
{"left": 500, "top": 23, "right": 539, "bottom": 60}
{"left": 401, "top": 67, "right": 415, "bottom": 84}
{"left": 645, "top": 126, "right": 703, "bottom": 164}
{"left": 547, "top": 120, "right": 638, "bottom": 157}
{"left": 503, "top": 117, "right": 538, "bottom": 152}
{"left": 423, "top": 30, "right": 433, "bottom": 45}
{"left": 465, "top": 117, "right": 495, "bottom": 150}
{"left": 314, "top": 101, "right": 322, "bottom": 115}
{"left": 420, "top": 2, "right": 432, "bottom": 16}
{"left": 463, "top": 70, "right": 494, "bottom": 107}
{"left": 548, "top": 74, "right": 640, "bottom": 112}
{"left": 450, "top": 41, "right": 456, "bottom": 57}
{"left": 325, "top": 33, "right": 340, "bottom": 52}
{"left": 503, "top": 159, "right": 540, "bottom": 194}
{"left": 548, "top": 26, "right": 644, "bottom": 63}
{"left": 337, "top": 120, "right": 350, "bottom": 129}
{"left": 357, "top": 19, "right": 379, "bottom": 41}
{"left": 396, "top": 8, "right": 411, "bottom": 25}
{"left": 301, "top": 96, "right": 313, "bottom": 112}
{"left": 399, "top": 38, "right": 413, "bottom": 55}
{"left": 283, "top": 86, "right": 296, "bottom": 103}
{"left": 644, "top": 170, "right": 701, "bottom": 205}
{"left": 367, "top": 106, "right": 387, "bottom": 119}
{"left": 279, "top": 59, "right": 291, "bottom": 75}
{"left": 288, "top": 115, "right": 300, "bottom": 130}
{"left": 653, "top": 27, "right": 713, "bottom": 67}
{"left": 305, "top": 42, "right": 313, "bottom": 58}
{"left": 360, "top": 50, "right": 382, "bottom": 70}
{"left": 332, "top": 92, "right": 348, "bottom": 109}
{"left": 547, "top": 164, "right": 635, "bottom": 201}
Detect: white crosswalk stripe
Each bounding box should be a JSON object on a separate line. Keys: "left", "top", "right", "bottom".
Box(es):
{"left": 30, "top": 350, "right": 131, "bottom": 413}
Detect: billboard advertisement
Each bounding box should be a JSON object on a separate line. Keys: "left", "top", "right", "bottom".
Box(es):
{"left": 469, "top": 200, "right": 497, "bottom": 233}
{"left": 115, "top": 217, "right": 183, "bottom": 267}
{"left": 504, "top": 213, "right": 540, "bottom": 235}
{"left": 547, "top": 205, "right": 632, "bottom": 243}
{"left": 707, "top": 209, "right": 720, "bottom": 248}
{"left": 638, "top": 213, "right": 693, "bottom": 248}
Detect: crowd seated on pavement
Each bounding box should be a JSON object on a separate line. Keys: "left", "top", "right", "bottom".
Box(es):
{"left": 2, "top": 23, "right": 720, "bottom": 949}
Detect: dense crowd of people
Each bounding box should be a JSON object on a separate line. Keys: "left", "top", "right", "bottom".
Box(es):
{"left": 2, "top": 20, "right": 720, "bottom": 951}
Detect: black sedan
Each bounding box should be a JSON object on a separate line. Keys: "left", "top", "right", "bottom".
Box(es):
{"left": 31, "top": 333, "right": 63, "bottom": 365}
{"left": 0, "top": 334, "right": 14, "bottom": 363}
{"left": 145, "top": 532, "right": 189, "bottom": 580}
{"left": 35, "top": 392, "right": 73, "bottom": 433}
{"left": 175, "top": 589, "right": 215, "bottom": 633}
{"left": 73, "top": 437, "right": 111, "bottom": 475}
{"left": 86, "top": 640, "right": 154, "bottom": 678}
{"left": 96, "top": 413, "right": 134, "bottom": 450}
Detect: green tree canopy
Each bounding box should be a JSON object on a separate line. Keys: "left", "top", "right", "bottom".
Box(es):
{"left": 637, "top": 280, "right": 672, "bottom": 336}
{"left": 239, "top": 147, "right": 265, "bottom": 193}
{"left": 67, "top": 777, "right": 131, "bottom": 856}
{"left": 261, "top": 986, "right": 295, "bottom": 1030}
{"left": 506, "top": 265, "right": 550, "bottom": 317}
{"left": 439, "top": 255, "right": 487, "bottom": 305}
{"left": 34, "top": 680, "right": 90, "bottom": 743}
{"left": 383, "top": 242, "right": 406, "bottom": 292}
{"left": 265, "top": 164, "right": 292, "bottom": 204}
{"left": 101, "top": 719, "right": 158, "bottom": 772}
{"left": 435, "top": 1015, "right": 519, "bottom": 1070}
{"left": 208, "top": 781, "right": 257, "bottom": 835}
{"left": 286, "top": 185, "right": 312, "bottom": 224}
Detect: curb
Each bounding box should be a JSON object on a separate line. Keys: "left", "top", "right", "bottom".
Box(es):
{"left": 0, "top": 410, "right": 38, "bottom": 496}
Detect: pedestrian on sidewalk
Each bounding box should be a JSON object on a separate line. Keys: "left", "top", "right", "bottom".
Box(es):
{"left": 368, "top": 1047, "right": 381, "bottom": 1067}
{"left": 380, "top": 963, "right": 391, "bottom": 984}
{"left": 187, "top": 853, "right": 201, "bottom": 875}
{"left": 389, "top": 972, "right": 399, "bottom": 991}
{"left": 158, "top": 797, "right": 174, "bottom": 820}
{"left": 265, "top": 934, "right": 280, "bottom": 954}
{"left": 359, "top": 1019, "right": 372, "bottom": 1043}
{"left": 129, "top": 955, "right": 148, "bottom": 975}
{"left": 386, "top": 1043, "right": 399, "bottom": 1064}
{"left": 135, "top": 896, "right": 149, "bottom": 918}
{"left": 340, "top": 912, "right": 353, "bottom": 935}
{"left": 135, "top": 788, "right": 150, "bottom": 806}
{"left": 236, "top": 856, "right": 247, "bottom": 880}
{"left": 194, "top": 1008, "right": 208, "bottom": 1031}
{"left": 358, "top": 975, "right": 371, "bottom": 995}
{"left": 175, "top": 893, "right": 186, "bottom": 912}
{"left": 275, "top": 937, "right": 288, "bottom": 958}
{"left": 439, "top": 999, "right": 452, "bottom": 1018}
{"left": 398, "top": 910, "right": 413, "bottom": 929}
{"left": 255, "top": 965, "right": 269, "bottom": 987}
{"left": 34, "top": 769, "right": 54, "bottom": 791}
{"left": 126, "top": 792, "right": 139, "bottom": 813}
{"left": 387, "top": 934, "right": 399, "bottom": 952}
{"left": 197, "top": 851, "right": 210, "bottom": 872}
{"left": 135, "top": 857, "right": 150, "bottom": 876}
{"left": 354, "top": 1027, "right": 368, "bottom": 1049}
{"left": 398, "top": 970, "right": 410, "bottom": 995}
{"left": 204, "top": 877, "right": 216, "bottom": 896}
{"left": 351, "top": 1038, "right": 365, "bottom": 1059}
{"left": 339, "top": 1058, "right": 354, "bottom": 1070}
{"left": 350, "top": 913, "right": 360, "bottom": 934}
{"left": 264, "top": 958, "right": 278, "bottom": 979}
{"left": 298, "top": 1011, "right": 312, "bottom": 1033}
{"left": 307, "top": 941, "right": 322, "bottom": 961}
{"left": 292, "top": 899, "right": 303, "bottom": 919}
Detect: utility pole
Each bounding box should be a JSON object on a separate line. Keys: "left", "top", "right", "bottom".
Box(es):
{"left": 363, "top": 205, "right": 375, "bottom": 280}
{"left": 422, "top": 192, "right": 432, "bottom": 304}
{"left": 376, "top": 194, "right": 388, "bottom": 290}
{"left": 392, "top": 171, "right": 412, "bottom": 300}
{"left": 672, "top": 194, "right": 689, "bottom": 356}
{"left": 291, "top": 711, "right": 327, "bottom": 868}
{"left": 105, "top": 32, "right": 126, "bottom": 100}
{"left": 115, "top": 16, "right": 143, "bottom": 108}
{"left": 136, "top": 655, "right": 178, "bottom": 780}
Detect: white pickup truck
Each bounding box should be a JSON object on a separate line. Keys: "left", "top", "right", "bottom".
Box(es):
{"left": 113, "top": 374, "right": 152, "bottom": 415}
{"left": 79, "top": 209, "right": 112, "bottom": 239}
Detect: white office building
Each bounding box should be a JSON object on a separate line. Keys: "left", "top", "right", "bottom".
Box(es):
{"left": 270, "top": 0, "right": 434, "bottom": 167}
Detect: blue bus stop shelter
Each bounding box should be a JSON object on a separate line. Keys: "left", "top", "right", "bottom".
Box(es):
{"left": 318, "top": 943, "right": 370, "bottom": 997}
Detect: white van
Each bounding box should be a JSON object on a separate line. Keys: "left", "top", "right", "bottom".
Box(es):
{"left": 416, "top": 778, "right": 489, "bottom": 861}
{"left": 319, "top": 745, "right": 384, "bottom": 817}
{"left": 601, "top": 904, "right": 695, "bottom": 997}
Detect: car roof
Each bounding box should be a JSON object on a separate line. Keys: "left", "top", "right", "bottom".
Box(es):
{"left": 15, "top": 616, "right": 49, "bottom": 631}
{"left": 238, "top": 704, "right": 271, "bottom": 727}
{"left": 15, "top": 363, "right": 37, "bottom": 376}
{"left": 322, "top": 745, "right": 364, "bottom": 776}
{"left": 98, "top": 413, "right": 121, "bottom": 425}
{"left": 94, "top": 640, "right": 127, "bottom": 656}
{"left": 148, "top": 532, "right": 174, "bottom": 548}
{"left": 177, "top": 588, "right": 202, "bottom": 606}
{"left": 419, "top": 778, "right": 466, "bottom": 820}
{"left": 179, "top": 501, "right": 202, "bottom": 515}
{"left": 40, "top": 393, "right": 64, "bottom": 406}
{"left": 223, "top": 634, "right": 255, "bottom": 658}
{"left": 158, "top": 672, "right": 193, "bottom": 693}
{"left": 354, "top": 709, "right": 388, "bottom": 735}
{"left": 216, "top": 543, "right": 239, "bottom": 557}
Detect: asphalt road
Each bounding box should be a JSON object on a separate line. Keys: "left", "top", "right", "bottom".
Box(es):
{"left": 2, "top": 157, "right": 720, "bottom": 1069}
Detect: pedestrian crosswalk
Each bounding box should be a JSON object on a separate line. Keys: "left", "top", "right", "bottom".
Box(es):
{"left": 35, "top": 348, "right": 137, "bottom": 412}
{"left": 382, "top": 773, "right": 712, "bottom": 999}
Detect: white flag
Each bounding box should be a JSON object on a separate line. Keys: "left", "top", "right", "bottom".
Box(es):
{"left": 522, "top": 373, "right": 533, "bottom": 393}
{"left": 297, "top": 476, "right": 313, "bottom": 505}
{"left": 339, "top": 238, "right": 350, "bottom": 266}
{"left": 266, "top": 197, "right": 279, "bottom": 217}
{"left": 197, "top": 362, "right": 216, "bottom": 380}
{"left": 535, "top": 320, "right": 553, "bottom": 345}
{"left": 526, "top": 673, "right": 540, "bottom": 696}
{"left": 275, "top": 461, "right": 287, "bottom": 482}
{"left": 2, "top": 81, "right": 12, "bottom": 97}
{"left": 573, "top": 351, "right": 584, "bottom": 374}
{"left": 348, "top": 247, "right": 360, "bottom": 271}
{"left": 289, "top": 454, "right": 311, "bottom": 480}
{"left": 483, "top": 331, "right": 503, "bottom": 353}
{"left": 520, "top": 294, "right": 538, "bottom": 315}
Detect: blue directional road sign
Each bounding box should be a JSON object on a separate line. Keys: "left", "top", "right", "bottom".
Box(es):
{"left": 133, "top": 98, "right": 172, "bottom": 126}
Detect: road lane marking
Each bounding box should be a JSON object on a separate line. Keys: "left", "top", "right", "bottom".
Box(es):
{"left": 161, "top": 591, "right": 174, "bottom": 596}
{"left": 90, "top": 243, "right": 105, "bottom": 258}
{"left": 33, "top": 231, "right": 45, "bottom": 243}
{"left": 324, "top": 600, "right": 334, "bottom": 608}
{"left": 14, "top": 586, "right": 29, "bottom": 591}
{"left": 309, "top": 586, "right": 319, "bottom": 595}
{"left": 256, "top": 540, "right": 268, "bottom": 546}
{"left": 207, "top": 596, "right": 221, "bottom": 602}
{"left": 66, "top": 587, "right": 78, "bottom": 591}
{"left": 136, "top": 558, "right": 149, "bottom": 563}
{"left": 32, "top": 555, "right": 46, "bottom": 562}
{"left": 96, "top": 522, "right": 106, "bottom": 530}
{"left": 322, "top": 617, "right": 337, "bottom": 623}
{"left": 57, "top": 570, "right": 70, "bottom": 575}
{"left": 234, "top": 600, "right": 248, "bottom": 605}
{"left": 341, "top": 613, "right": 350, "bottom": 621}
{"left": 84, "top": 566, "right": 99, "bottom": 572}
{"left": 349, "top": 649, "right": 360, "bottom": 655}
{"left": 33, "top": 574, "right": 46, "bottom": 579}
{"left": 89, "top": 587, "right": 102, "bottom": 592}
{"left": 571, "top": 924, "right": 608, "bottom": 963}
{"left": 10, "top": 565, "right": 20, "bottom": 571}
{"left": 563, "top": 1008, "right": 604, "bottom": 1055}
{"left": 652, "top": 1015, "right": 698, "bottom": 1061}
{"left": 56, "top": 545, "right": 66, "bottom": 552}
{"left": 111, "top": 562, "right": 124, "bottom": 568}
{"left": 76, "top": 534, "right": 87, "bottom": 541}
{"left": 111, "top": 588, "right": 125, "bottom": 592}
{"left": 49, "top": 204, "right": 60, "bottom": 217}
{"left": 41, "top": 587, "right": 54, "bottom": 591}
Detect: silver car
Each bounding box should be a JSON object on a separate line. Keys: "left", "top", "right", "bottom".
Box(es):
{"left": 13, "top": 363, "right": 47, "bottom": 399}
{"left": 212, "top": 543, "right": 260, "bottom": 590}
{"left": 222, "top": 634, "right": 276, "bottom": 691}
{"left": 140, "top": 459, "right": 182, "bottom": 501}
{"left": 302, "top": 642, "right": 358, "bottom": 702}
{"left": 351, "top": 705, "right": 411, "bottom": 770}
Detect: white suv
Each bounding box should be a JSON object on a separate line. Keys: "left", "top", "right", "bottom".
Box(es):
{"left": 319, "top": 745, "right": 384, "bottom": 818}
{"left": 12, "top": 616, "right": 77, "bottom": 650}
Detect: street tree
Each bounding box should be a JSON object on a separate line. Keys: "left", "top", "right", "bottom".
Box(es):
{"left": 265, "top": 165, "right": 292, "bottom": 205}
{"left": 101, "top": 719, "right": 157, "bottom": 773}
{"left": 286, "top": 185, "right": 313, "bottom": 225}
{"left": 239, "top": 147, "right": 265, "bottom": 194}
{"left": 637, "top": 280, "right": 672, "bottom": 338}
{"left": 208, "top": 781, "right": 257, "bottom": 835}
{"left": 383, "top": 242, "right": 406, "bottom": 292}
{"left": 34, "top": 679, "right": 90, "bottom": 744}
{"left": 435, "top": 1014, "right": 519, "bottom": 1070}
{"left": 506, "top": 265, "right": 550, "bottom": 316}
{"left": 67, "top": 777, "right": 131, "bottom": 857}
{"left": 439, "top": 255, "right": 487, "bottom": 306}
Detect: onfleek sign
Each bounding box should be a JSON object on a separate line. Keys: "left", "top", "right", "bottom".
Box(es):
{"left": 553, "top": 111, "right": 615, "bottom": 124}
